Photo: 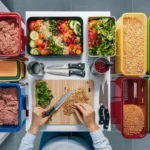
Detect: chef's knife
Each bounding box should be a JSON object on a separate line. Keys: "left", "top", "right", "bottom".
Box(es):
{"left": 99, "top": 80, "right": 110, "bottom": 130}
{"left": 47, "top": 63, "right": 85, "bottom": 70}
{"left": 45, "top": 90, "right": 72, "bottom": 116}
{"left": 47, "top": 70, "right": 85, "bottom": 77}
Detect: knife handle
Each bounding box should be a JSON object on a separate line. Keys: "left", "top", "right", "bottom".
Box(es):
{"left": 98, "top": 104, "right": 105, "bottom": 125}
{"left": 68, "top": 63, "right": 85, "bottom": 70}
{"left": 69, "top": 70, "right": 85, "bottom": 77}
{"left": 45, "top": 106, "right": 55, "bottom": 116}
{"left": 103, "top": 108, "right": 109, "bottom": 130}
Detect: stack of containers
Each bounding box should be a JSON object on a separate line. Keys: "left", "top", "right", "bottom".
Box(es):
{"left": 0, "top": 12, "right": 26, "bottom": 132}
{"left": 113, "top": 13, "right": 148, "bottom": 138}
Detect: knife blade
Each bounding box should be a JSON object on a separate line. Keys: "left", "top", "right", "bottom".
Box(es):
{"left": 47, "top": 70, "right": 85, "bottom": 77}
{"left": 45, "top": 90, "right": 72, "bottom": 116}
{"left": 47, "top": 63, "right": 85, "bottom": 70}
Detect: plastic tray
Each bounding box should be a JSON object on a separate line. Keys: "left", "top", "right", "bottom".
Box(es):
{"left": 0, "top": 12, "right": 26, "bottom": 57}
{"left": 88, "top": 16, "right": 116, "bottom": 57}
{"left": 27, "top": 16, "right": 83, "bottom": 57}
{"left": 115, "top": 13, "right": 147, "bottom": 76}
{"left": 0, "top": 83, "right": 26, "bottom": 132}
{"left": 114, "top": 77, "right": 147, "bottom": 138}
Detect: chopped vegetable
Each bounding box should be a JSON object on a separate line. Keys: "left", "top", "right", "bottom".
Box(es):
{"left": 30, "top": 30, "right": 39, "bottom": 40}
{"left": 88, "top": 17, "right": 115, "bottom": 56}
{"left": 28, "top": 18, "right": 82, "bottom": 55}
{"left": 35, "top": 81, "right": 53, "bottom": 108}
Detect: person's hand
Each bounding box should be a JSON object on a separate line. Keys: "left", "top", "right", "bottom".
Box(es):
{"left": 72, "top": 103, "right": 99, "bottom": 132}
{"left": 28, "top": 107, "right": 50, "bottom": 135}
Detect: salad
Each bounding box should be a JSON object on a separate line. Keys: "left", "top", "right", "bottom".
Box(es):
{"left": 28, "top": 18, "right": 82, "bottom": 55}
{"left": 88, "top": 17, "right": 115, "bottom": 56}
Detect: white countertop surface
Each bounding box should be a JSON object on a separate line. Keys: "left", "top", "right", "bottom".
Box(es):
{"left": 26, "top": 11, "right": 111, "bottom": 132}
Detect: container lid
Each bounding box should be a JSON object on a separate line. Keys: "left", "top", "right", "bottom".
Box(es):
{"left": 0, "top": 60, "right": 21, "bottom": 80}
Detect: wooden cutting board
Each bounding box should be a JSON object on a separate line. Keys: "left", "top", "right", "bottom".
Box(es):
{"left": 33, "top": 80, "right": 94, "bottom": 125}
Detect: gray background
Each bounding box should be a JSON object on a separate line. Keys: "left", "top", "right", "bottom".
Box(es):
{"left": 0, "top": 0, "right": 150, "bottom": 149}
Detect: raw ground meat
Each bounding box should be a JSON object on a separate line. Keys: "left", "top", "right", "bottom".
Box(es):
{"left": 0, "top": 19, "right": 19, "bottom": 55}
{"left": 0, "top": 87, "right": 18, "bottom": 125}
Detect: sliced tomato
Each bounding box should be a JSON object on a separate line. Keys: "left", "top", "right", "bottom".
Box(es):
{"left": 29, "top": 21, "right": 35, "bottom": 31}
{"left": 34, "top": 20, "right": 42, "bottom": 30}
{"left": 39, "top": 33, "right": 43, "bottom": 39}
{"left": 35, "top": 39, "right": 43, "bottom": 46}
{"left": 38, "top": 46, "right": 43, "bottom": 52}
{"left": 68, "top": 44, "right": 82, "bottom": 55}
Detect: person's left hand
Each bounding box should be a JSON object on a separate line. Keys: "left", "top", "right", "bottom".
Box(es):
{"left": 28, "top": 107, "right": 50, "bottom": 135}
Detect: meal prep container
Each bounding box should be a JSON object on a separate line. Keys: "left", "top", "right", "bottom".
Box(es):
{"left": 0, "top": 60, "right": 26, "bottom": 81}
{"left": 115, "top": 13, "right": 147, "bottom": 76}
{"left": 27, "top": 17, "right": 83, "bottom": 56}
{"left": 112, "top": 77, "right": 147, "bottom": 138}
{"left": 147, "top": 18, "right": 150, "bottom": 74}
{"left": 144, "top": 77, "right": 150, "bottom": 133}
{"left": 0, "top": 83, "right": 26, "bottom": 132}
{"left": 0, "top": 12, "right": 26, "bottom": 57}
{"left": 88, "top": 16, "right": 116, "bottom": 57}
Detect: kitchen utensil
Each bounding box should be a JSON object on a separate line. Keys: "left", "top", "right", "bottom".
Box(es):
{"left": 27, "top": 61, "right": 45, "bottom": 77}
{"left": 45, "top": 90, "right": 72, "bottom": 116}
{"left": 114, "top": 77, "right": 147, "bottom": 138}
{"left": 33, "top": 80, "right": 94, "bottom": 125}
{"left": 90, "top": 58, "right": 113, "bottom": 75}
{"left": 47, "top": 63, "right": 85, "bottom": 70}
{"left": 99, "top": 80, "right": 109, "bottom": 130}
{"left": 47, "top": 70, "right": 85, "bottom": 77}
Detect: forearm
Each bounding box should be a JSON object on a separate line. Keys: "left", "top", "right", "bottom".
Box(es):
{"left": 90, "top": 129, "right": 112, "bottom": 150}
{"left": 18, "top": 126, "right": 38, "bottom": 150}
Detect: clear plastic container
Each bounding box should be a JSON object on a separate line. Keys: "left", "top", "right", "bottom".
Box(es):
{"left": 113, "top": 77, "right": 147, "bottom": 138}
{"left": 115, "top": 13, "right": 147, "bottom": 76}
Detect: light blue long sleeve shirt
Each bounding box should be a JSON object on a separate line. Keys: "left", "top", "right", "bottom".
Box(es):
{"left": 19, "top": 129, "right": 112, "bottom": 150}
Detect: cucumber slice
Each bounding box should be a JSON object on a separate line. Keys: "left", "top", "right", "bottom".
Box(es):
{"left": 69, "top": 20, "right": 74, "bottom": 29}
{"left": 29, "top": 40, "right": 36, "bottom": 48}
{"left": 73, "top": 21, "right": 81, "bottom": 35}
{"left": 30, "top": 48, "right": 40, "bottom": 55}
{"left": 30, "top": 30, "right": 39, "bottom": 40}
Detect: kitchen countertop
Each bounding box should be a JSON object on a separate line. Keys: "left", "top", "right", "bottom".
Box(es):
{"left": 26, "top": 11, "right": 111, "bottom": 132}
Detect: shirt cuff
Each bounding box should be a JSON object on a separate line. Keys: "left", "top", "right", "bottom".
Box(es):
{"left": 23, "top": 132, "right": 36, "bottom": 144}
{"left": 90, "top": 129, "right": 104, "bottom": 142}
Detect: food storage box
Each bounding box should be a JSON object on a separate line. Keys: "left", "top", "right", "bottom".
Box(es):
{"left": 0, "top": 12, "right": 26, "bottom": 57}
{"left": 27, "top": 17, "right": 83, "bottom": 56}
{"left": 88, "top": 16, "right": 116, "bottom": 57}
{"left": 147, "top": 18, "right": 150, "bottom": 74}
{"left": 144, "top": 77, "right": 150, "bottom": 133}
{"left": 0, "top": 83, "right": 26, "bottom": 132}
{"left": 0, "top": 60, "right": 26, "bottom": 81}
{"left": 112, "top": 77, "right": 147, "bottom": 138}
{"left": 115, "top": 13, "right": 147, "bottom": 76}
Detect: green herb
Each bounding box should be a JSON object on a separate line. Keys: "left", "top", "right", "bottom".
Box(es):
{"left": 89, "top": 18, "right": 115, "bottom": 56}
{"left": 47, "top": 36, "right": 63, "bottom": 55}
{"left": 36, "top": 81, "right": 53, "bottom": 107}
{"left": 49, "top": 20, "right": 57, "bottom": 35}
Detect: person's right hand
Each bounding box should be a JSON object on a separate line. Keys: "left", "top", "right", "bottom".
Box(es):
{"left": 72, "top": 103, "right": 99, "bottom": 132}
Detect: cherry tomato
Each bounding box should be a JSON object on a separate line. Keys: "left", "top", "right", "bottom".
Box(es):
{"left": 76, "top": 49, "right": 82, "bottom": 55}
{"left": 38, "top": 46, "right": 43, "bottom": 52}
{"left": 68, "top": 44, "right": 82, "bottom": 55}
{"left": 41, "top": 50, "right": 47, "bottom": 55}
{"left": 35, "top": 39, "right": 43, "bottom": 46}
{"left": 34, "top": 20, "right": 42, "bottom": 30}
{"left": 29, "top": 21, "right": 35, "bottom": 31}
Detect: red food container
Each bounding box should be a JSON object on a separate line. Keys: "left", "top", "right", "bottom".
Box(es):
{"left": 111, "top": 77, "right": 148, "bottom": 138}
{"left": 0, "top": 12, "right": 26, "bottom": 57}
